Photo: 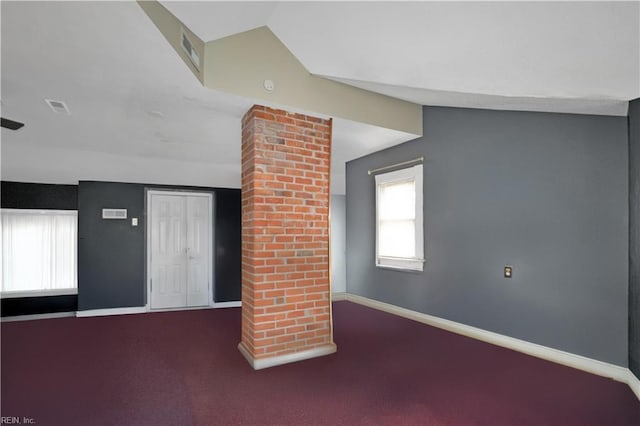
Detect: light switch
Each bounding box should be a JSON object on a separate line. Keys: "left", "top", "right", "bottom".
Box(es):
{"left": 132, "top": 218, "right": 138, "bottom": 227}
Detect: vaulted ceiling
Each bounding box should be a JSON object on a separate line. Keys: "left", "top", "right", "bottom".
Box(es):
{"left": 2, "top": 1, "right": 638, "bottom": 194}
{"left": 165, "top": 1, "right": 639, "bottom": 115}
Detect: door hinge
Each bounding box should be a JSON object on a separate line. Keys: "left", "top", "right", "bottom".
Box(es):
{"left": 150, "top": 279, "right": 153, "bottom": 291}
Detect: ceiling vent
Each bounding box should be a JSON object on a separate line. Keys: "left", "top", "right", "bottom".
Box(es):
{"left": 45, "top": 99, "right": 70, "bottom": 114}
{"left": 181, "top": 29, "right": 200, "bottom": 71}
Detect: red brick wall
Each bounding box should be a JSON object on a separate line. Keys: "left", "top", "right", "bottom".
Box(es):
{"left": 240, "top": 105, "right": 334, "bottom": 361}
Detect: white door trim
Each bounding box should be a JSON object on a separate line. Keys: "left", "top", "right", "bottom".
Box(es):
{"left": 146, "top": 190, "right": 214, "bottom": 312}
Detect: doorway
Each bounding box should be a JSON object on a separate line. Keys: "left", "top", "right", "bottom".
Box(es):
{"left": 147, "top": 190, "right": 213, "bottom": 310}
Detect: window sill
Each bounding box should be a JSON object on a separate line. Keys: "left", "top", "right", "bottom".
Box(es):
{"left": 1, "top": 289, "right": 78, "bottom": 299}
{"left": 376, "top": 257, "right": 425, "bottom": 272}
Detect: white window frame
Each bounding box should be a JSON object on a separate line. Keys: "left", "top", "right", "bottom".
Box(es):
{"left": 375, "top": 164, "right": 424, "bottom": 271}
{"left": 1, "top": 209, "right": 78, "bottom": 298}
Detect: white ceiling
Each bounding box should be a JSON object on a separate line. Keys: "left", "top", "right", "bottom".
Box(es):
{"left": 0, "top": 1, "right": 415, "bottom": 194}
{"left": 2, "top": 1, "right": 639, "bottom": 194}
{"left": 1, "top": 1, "right": 251, "bottom": 187}
{"left": 167, "top": 1, "right": 639, "bottom": 115}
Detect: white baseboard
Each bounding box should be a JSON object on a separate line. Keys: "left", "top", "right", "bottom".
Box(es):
{"left": 76, "top": 306, "right": 147, "bottom": 318}
{"left": 628, "top": 370, "right": 640, "bottom": 400}
{"left": 344, "top": 293, "right": 638, "bottom": 400}
{"left": 1, "top": 312, "right": 76, "bottom": 322}
{"left": 238, "top": 342, "right": 337, "bottom": 370}
{"left": 331, "top": 292, "right": 347, "bottom": 301}
{"left": 213, "top": 301, "right": 241, "bottom": 308}
{"left": 77, "top": 302, "right": 240, "bottom": 317}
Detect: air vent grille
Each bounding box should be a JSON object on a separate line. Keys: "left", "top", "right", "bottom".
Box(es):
{"left": 1, "top": 117, "right": 25, "bottom": 130}
{"left": 181, "top": 29, "right": 200, "bottom": 70}
{"left": 102, "top": 209, "right": 127, "bottom": 220}
{"left": 45, "top": 99, "right": 70, "bottom": 114}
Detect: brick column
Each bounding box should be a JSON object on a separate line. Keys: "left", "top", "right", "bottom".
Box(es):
{"left": 238, "top": 105, "right": 336, "bottom": 369}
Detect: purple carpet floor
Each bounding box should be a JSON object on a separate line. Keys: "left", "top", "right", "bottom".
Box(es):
{"left": 2, "top": 301, "right": 639, "bottom": 425}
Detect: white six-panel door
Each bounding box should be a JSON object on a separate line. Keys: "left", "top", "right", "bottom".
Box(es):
{"left": 149, "top": 192, "right": 211, "bottom": 310}
{"left": 186, "top": 195, "right": 210, "bottom": 307}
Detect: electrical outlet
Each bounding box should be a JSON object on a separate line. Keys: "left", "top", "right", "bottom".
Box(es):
{"left": 504, "top": 266, "right": 513, "bottom": 278}
{"left": 132, "top": 218, "right": 138, "bottom": 227}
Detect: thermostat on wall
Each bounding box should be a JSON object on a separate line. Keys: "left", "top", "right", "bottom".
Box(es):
{"left": 102, "top": 208, "right": 127, "bottom": 219}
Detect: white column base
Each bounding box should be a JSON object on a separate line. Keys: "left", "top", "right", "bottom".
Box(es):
{"left": 238, "top": 341, "right": 337, "bottom": 370}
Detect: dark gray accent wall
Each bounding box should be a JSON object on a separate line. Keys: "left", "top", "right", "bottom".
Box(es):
{"left": 346, "top": 106, "right": 629, "bottom": 366}
{"left": 629, "top": 98, "right": 640, "bottom": 378}
{"left": 78, "top": 182, "right": 145, "bottom": 310}
{"left": 1, "top": 295, "right": 77, "bottom": 317}
{"left": 212, "top": 189, "right": 242, "bottom": 302}
{"left": 1, "top": 181, "right": 77, "bottom": 210}
{"left": 77, "top": 181, "right": 241, "bottom": 311}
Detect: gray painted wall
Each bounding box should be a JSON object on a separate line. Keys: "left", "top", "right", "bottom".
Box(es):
{"left": 629, "top": 98, "right": 640, "bottom": 378}
{"left": 346, "top": 106, "right": 629, "bottom": 366}
{"left": 330, "top": 194, "right": 346, "bottom": 293}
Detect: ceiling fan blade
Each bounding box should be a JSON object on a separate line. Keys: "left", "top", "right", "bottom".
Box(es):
{"left": 1, "top": 117, "right": 25, "bottom": 130}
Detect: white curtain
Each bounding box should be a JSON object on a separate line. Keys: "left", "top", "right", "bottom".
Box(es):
{"left": 1, "top": 209, "right": 77, "bottom": 293}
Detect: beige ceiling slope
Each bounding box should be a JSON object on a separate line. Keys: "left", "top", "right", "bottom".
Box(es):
{"left": 138, "top": 0, "right": 205, "bottom": 85}
{"left": 137, "top": 1, "right": 422, "bottom": 137}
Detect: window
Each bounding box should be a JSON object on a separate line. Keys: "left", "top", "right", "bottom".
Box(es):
{"left": 375, "top": 165, "right": 424, "bottom": 271}
{"left": 1, "top": 209, "right": 78, "bottom": 297}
